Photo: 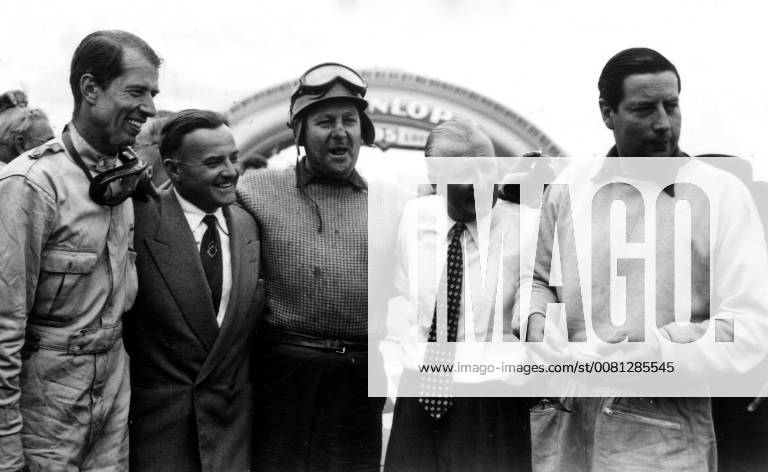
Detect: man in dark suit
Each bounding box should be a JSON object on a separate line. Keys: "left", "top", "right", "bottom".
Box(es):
{"left": 124, "top": 109, "right": 265, "bottom": 472}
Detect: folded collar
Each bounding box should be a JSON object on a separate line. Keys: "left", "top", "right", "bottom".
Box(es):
{"left": 172, "top": 187, "right": 229, "bottom": 236}
{"left": 590, "top": 146, "right": 691, "bottom": 197}
{"left": 67, "top": 122, "right": 119, "bottom": 173}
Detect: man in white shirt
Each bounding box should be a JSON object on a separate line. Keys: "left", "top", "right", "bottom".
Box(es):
{"left": 124, "top": 109, "right": 265, "bottom": 472}
{"left": 525, "top": 47, "right": 768, "bottom": 472}
{"left": 384, "top": 120, "right": 533, "bottom": 472}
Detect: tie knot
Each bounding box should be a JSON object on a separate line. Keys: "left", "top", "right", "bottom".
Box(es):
{"left": 203, "top": 214, "right": 217, "bottom": 229}
{"left": 451, "top": 222, "right": 466, "bottom": 239}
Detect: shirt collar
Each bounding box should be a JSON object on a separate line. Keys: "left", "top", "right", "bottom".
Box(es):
{"left": 590, "top": 146, "right": 691, "bottom": 197}
{"left": 295, "top": 156, "right": 367, "bottom": 190}
{"left": 443, "top": 207, "right": 493, "bottom": 248}
{"left": 446, "top": 216, "right": 476, "bottom": 243}
{"left": 67, "top": 122, "right": 119, "bottom": 173}
{"left": 604, "top": 145, "right": 689, "bottom": 159}
{"left": 172, "top": 187, "right": 229, "bottom": 235}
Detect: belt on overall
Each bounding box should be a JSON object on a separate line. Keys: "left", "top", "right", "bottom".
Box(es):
{"left": 24, "top": 323, "right": 122, "bottom": 355}
{"left": 260, "top": 328, "right": 367, "bottom": 354}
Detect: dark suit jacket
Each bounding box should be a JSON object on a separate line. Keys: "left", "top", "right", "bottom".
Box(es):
{"left": 124, "top": 190, "right": 265, "bottom": 472}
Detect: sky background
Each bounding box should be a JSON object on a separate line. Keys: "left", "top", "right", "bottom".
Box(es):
{"left": 2, "top": 0, "right": 767, "bottom": 176}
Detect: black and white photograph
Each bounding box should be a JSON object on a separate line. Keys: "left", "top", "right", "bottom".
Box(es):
{"left": 1, "top": 1, "right": 768, "bottom": 471}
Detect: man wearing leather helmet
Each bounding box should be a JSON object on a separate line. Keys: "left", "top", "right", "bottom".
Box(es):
{"left": 237, "top": 62, "right": 384, "bottom": 471}
{"left": 0, "top": 30, "right": 159, "bottom": 471}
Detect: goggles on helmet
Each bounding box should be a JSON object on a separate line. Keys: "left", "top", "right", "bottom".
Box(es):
{"left": 295, "top": 62, "right": 367, "bottom": 97}
{"left": 62, "top": 127, "right": 152, "bottom": 206}
{"left": 287, "top": 63, "right": 376, "bottom": 148}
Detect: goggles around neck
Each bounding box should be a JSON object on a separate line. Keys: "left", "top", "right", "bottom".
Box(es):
{"left": 295, "top": 62, "right": 367, "bottom": 97}
{"left": 62, "top": 126, "right": 151, "bottom": 206}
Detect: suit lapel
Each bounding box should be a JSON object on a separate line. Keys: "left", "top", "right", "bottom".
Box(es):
{"left": 197, "top": 206, "right": 259, "bottom": 384}
{"left": 145, "top": 191, "right": 219, "bottom": 352}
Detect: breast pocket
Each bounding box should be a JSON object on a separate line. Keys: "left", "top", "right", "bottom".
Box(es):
{"left": 33, "top": 248, "right": 98, "bottom": 323}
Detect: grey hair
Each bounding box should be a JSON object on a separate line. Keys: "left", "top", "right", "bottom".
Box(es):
{"left": 0, "top": 107, "right": 48, "bottom": 162}
{"left": 424, "top": 119, "right": 495, "bottom": 157}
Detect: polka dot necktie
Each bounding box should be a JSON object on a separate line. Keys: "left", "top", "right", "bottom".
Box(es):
{"left": 419, "top": 222, "right": 466, "bottom": 421}
{"left": 201, "top": 214, "right": 222, "bottom": 314}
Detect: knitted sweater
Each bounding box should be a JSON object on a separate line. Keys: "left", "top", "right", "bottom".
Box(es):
{"left": 237, "top": 166, "right": 368, "bottom": 340}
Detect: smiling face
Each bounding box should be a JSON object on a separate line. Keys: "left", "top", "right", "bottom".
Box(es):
{"left": 600, "top": 71, "right": 681, "bottom": 157}
{"left": 87, "top": 47, "right": 159, "bottom": 154}
{"left": 167, "top": 125, "right": 240, "bottom": 213}
{"left": 303, "top": 100, "right": 362, "bottom": 180}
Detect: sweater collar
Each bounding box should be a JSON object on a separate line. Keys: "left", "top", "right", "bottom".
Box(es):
{"left": 295, "top": 156, "right": 367, "bottom": 191}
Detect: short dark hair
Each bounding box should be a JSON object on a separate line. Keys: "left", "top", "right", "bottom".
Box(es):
{"left": 159, "top": 109, "right": 229, "bottom": 160}
{"left": 70, "top": 30, "right": 161, "bottom": 112}
{"left": 598, "top": 47, "right": 680, "bottom": 110}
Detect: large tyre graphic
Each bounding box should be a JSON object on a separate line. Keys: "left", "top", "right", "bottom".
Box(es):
{"left": 226, "top": 70, "right": 564, "bottom": 158}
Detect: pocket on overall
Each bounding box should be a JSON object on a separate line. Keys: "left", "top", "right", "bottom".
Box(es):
{"left": 594, "top": 398, "right": 693, "bottom": 471}
{"left": 33, "top": 248, "right": 98, "bottom": 322}
{"left": 530, "top": 399, "right": 566, "bottom": 469}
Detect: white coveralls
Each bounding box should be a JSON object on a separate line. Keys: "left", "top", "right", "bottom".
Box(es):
{"left": 0, "top": 125, "right": 136, "bottom": 472}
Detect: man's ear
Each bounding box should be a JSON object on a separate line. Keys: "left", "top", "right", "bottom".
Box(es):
{"left": 12, "top": 134, "right": 26, "bottom": 155}
{"left": 598, "top": 99, "right": 614, "bottom": 130}
{"left": 80, "top": 74, "right": 101, "bottom": 106}
{"left": 164, "top": 158, "right": 181, "bottom": 183}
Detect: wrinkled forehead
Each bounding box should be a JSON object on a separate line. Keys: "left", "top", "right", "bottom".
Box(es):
{"left": 426, "top": 156, "right": 500, "bottom": 184}
{"left": 116, "top": 47, "right": 160, "bottom": 89}
{"left": 621, "top": 70, "right": 680, "bottom": 102}
{"left": 432, "top": 136, "right": 495, "bottom": 158}
{"left": 303, "top": 99, "right": 360, "bottom": 120}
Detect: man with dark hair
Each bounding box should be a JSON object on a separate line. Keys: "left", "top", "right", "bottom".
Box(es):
{"left": 597, "top": 47, "right": 681, "bottom": 113}
{"left": 237, "top": 62, "right": 385, "bottom": 471}
{"left": 526, "top": 47, "right": 768, "bottom": 471}
{"left": 125, "top": 109, "right": 264, "bottom": 472}
{"left": 70, "top": 30, "right": 161, "bottom": 113}
{"left": 0, "top": 30, "right": 159, "bottom": 471}
{"left": 385, "top": 120, "right": 532, "bottom": 472}
{"left": 597, "top": 47, "right": 683, "bottom": 159}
